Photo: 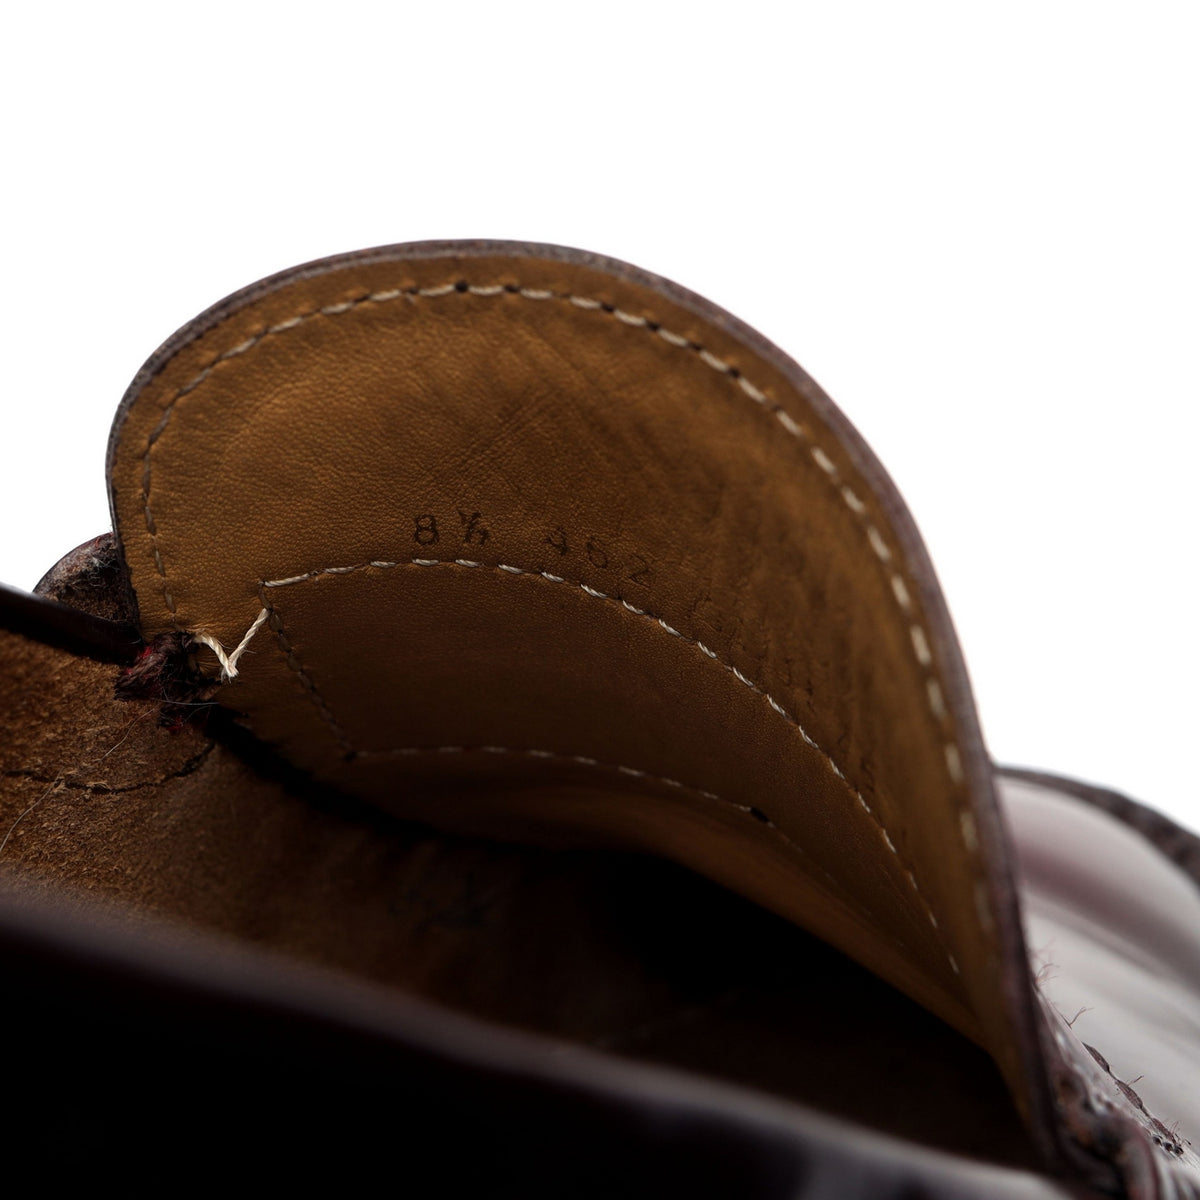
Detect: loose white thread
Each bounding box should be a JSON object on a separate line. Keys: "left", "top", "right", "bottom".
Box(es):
{"left": 191, "top": 606, "right": 270, "bottom": 681}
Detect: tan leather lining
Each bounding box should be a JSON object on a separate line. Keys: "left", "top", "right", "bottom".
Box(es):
{"left": 106, "top": 244, "right": 1036, "bottom": 1104}
{"left": 0, "top": 624, "right": 1037, "bottom": 1167}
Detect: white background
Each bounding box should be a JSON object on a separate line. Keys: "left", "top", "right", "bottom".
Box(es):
{"left": 2, "top": 4, "right": 1197, "bottom": 829}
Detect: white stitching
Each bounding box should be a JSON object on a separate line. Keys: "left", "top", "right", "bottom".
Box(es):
{"left": 841, "top": 485, "right": 867, "bottom": 514}
{"left": 259, "top": 555, "right": 950, "bottom": 950}
{"left": 139, "top": 279, "right": 976, "bottom": 865}
{"left": 960, "top": 809, "right": 979, "bottom": 852}
{"left": 811, "top": 446, "right": 838, "bottom": 477}
{"left": 191, "top": 606, "right": 270, "bottom": 682}
{"left": 974, "top": 881, "right": 995, "bottom": 931}
{"left": 224, "top": 336, "right": 257, "bottom": 357}
{"left": 261, "top": 605, "right": 353, "bottom": 753}
{"left": 866, "top": 525, "right": 892, "bottom": 563}
{"left": 265, "top": 557, "right": 845, "bottom": 779}
{"left": 346, "top": 743, "right": 901, "bottom": 928}
{"left": 740, "top": 377, "right": 769, "bottom": 406}
{"left": 945, "top": 743, "right": 965, "bottom": 786}
{"left": 910, "top": 625, "right": 933, "bottom": 667}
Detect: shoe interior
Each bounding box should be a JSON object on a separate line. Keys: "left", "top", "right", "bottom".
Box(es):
{"left": 0, "top": 618, "right": 1036, "bottom": 1167}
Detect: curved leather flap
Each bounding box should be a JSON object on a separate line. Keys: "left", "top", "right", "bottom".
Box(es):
{"left": 106, "top": 241, "right": 1046, "bottom": 1126}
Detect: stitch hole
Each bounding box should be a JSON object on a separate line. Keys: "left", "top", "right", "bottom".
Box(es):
{"left": 454, "top": 280, "right": 469, "bottom": 293}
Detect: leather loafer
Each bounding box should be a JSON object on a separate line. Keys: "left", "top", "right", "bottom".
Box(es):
{"left": 1, "top": 241, "right": 1196, "bottom": 1198}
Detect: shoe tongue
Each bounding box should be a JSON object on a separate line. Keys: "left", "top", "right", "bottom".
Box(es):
{"left": 109, "top": 242, "right": 1043, "bottom": 1120}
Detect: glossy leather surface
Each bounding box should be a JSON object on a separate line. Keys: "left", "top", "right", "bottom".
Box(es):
{"left": 0, "top": 865, "right": 1089, "bottom": 1198}
{"left": 1003, "top": 773, "right": 1200, "bottom": 1173}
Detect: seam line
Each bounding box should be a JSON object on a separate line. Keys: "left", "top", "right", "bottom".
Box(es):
{"left": 253, "top": 556, "right": 953, "bottom": 964}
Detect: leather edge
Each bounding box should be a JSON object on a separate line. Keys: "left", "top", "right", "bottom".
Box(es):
{"left": 0, "top": 579, "right": 139, "bottom": 665}
{"left": 999, "top": 764, "right": 1200, "bottom": 1198}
